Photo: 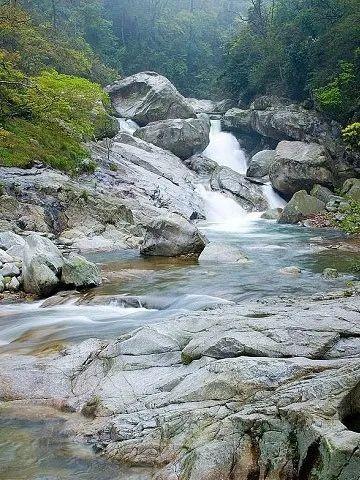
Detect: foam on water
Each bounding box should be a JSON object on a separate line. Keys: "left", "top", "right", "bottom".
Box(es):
{"left": 203, "top": 120, "right": 247, "bottom": 174}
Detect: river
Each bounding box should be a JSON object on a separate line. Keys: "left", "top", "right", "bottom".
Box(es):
{"left": 0, "top": 120, "right": 357, "bottom": 479}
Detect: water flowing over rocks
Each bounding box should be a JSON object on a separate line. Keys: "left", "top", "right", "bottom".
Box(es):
{"left": 0, "top": 291, "right": 359, "bottom": 479}
{"left": 106, "top": 71, "right": 195, "bottom": 126}
{"left": 134, "top": 115, "right": 210, "bottom": 160}
{"left": 210, "top": 166, "right": 268, "bottom": 211}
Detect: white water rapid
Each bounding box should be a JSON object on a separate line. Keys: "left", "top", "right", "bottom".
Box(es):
{"left": 203, "top": 119, "right": 247, "bottom": 174}
{"left": 199, "top": 120, "right": 285, "bottom": 224}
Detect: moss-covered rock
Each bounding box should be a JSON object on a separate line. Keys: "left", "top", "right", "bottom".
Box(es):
{"left": 61, "top": 254, "right": 101, "bottom": 288}
{"left": 279, "top": 190, "right": 326, "bottom": 224}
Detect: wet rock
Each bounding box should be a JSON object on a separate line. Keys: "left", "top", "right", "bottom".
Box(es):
{"left": 0, "top": 292, "right": 359, "bottom": 479}
{"left": 199, "top": 243, "right": 250, "bottom": 264}
{"left": 210, "top": 166, "right": 268, "bottom": 211}
{"left": 134, "top": 116, "right": 210, "bottom": 160}
{"left": 106, "top": 71, "right": 195, "bottom": 126}
{"left": 140, "top": 214, "right": 207, "bottom": 257}
{"left": 279, "top": 190, "right": 326, "bottom": 224}
{"left": 322, "top": 268, "right": 340, "bottom": 279}
{"left": 269, "top": 141, "right": 333, "bottom": 198}
{"left": 261, "top": 208, "right": 283, "bottom": 220}
{"left": 61, "top": 254, "right": 102, "bottom": 288}
{"left": 279, "top": 266, "right": 302, "bottom": 275}
{"left": 246, "top": 149, "right": 275, "bottom": 178}
{"left": 22, "top": 234, "right": 64, "bottom": 297}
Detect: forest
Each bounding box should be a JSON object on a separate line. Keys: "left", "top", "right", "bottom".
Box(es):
{"left": 0, "top": 0, "right": 359, "bottom": 171}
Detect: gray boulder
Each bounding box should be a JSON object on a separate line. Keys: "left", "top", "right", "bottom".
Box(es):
{"left": 341, "top": 178, "right": 360, "bottom": 202}
{"left": 279, "top": 190, "right": 326, "bottom": 224}
{"left": 223, "top": 98, "right": 340, "bottom": 144}
{"left": 106, "top": 71, "right": 195, "bottom": 126}
{"left": 270, "top": 141, "right": 333, "bottom": 198}
{"left": 0, "top": 263, "right": 20, "bottom": 278}
{"left": 247, "top": 149, "right": 275, "bottom": 178}
{"left": 199, "top": 243, "right": 250, "bottom": 264}
{"left": 0, "top": 231, "right": 25, "bottom": 250}
{"left": 61, "top": 254, "right": 102, "bottom": 288}
{"left": 187, "top": 98, "right": 234, "bottom": 114}
{"left": 140, "top": 214, "right": 207, "bottom": 257}
{"left": 134, "top": 116, "right": 210, "bottom": 160}
{"left": 210, "top": 166, "right": 268, "bottom": 211}
{"left": 22, "top": 234, "right": 64, "bottom": 297}
{"left": 221, "top": 108, "right": 253, "bottom": 133}
{"left": 184, "top": 154, "right": 218, "bottom": 175}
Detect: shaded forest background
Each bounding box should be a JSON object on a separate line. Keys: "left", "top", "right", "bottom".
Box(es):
{"left": 0, "top": 0, "right": 359, "bottom": 170}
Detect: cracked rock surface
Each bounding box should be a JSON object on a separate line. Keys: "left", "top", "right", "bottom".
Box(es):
{"left": 0, "top": 291, "right": 359, "bottom": 479}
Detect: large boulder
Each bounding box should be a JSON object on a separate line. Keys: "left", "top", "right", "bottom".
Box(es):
{"left": 341, "top": 178, "right": 360, "bottom": 202}
{"left": 61, "top": 254, "right": 102, "bottom": 288}
{"left": 222, "top": 108, "right": 253, "bottom": 134}
{"left": 106, "top": 71, "right": 195, "bottom": 126}
{"left": 134, "top": 116, "right": 210, "bottom": 160}
{"left": 210, "top": 166, "right": 268, "bottom": 211}
{"left": 223, "top": 98, "right": 340, "bottom": 144}
{"left": 278, "top": 190, "right": 326, "bottom": 224}
{"left": 140, "top": 214, "right": 207, "bottom": 257}
{"left": 22, "top": 234, "right": 64, "bottom": 297}
{"left": 246, "top": 149, "right": 275, "bottom": 178}
{"left": 269, "top": 141, "right": 333, "bottom": 198}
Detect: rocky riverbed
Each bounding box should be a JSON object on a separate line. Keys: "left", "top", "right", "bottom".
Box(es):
{"left": 0, "top": 71, "right": 359, "bottom": 479}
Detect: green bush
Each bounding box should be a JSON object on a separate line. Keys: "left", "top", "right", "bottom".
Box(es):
{"left": 339, "top": 200, "right": 360, "bottom": 234}
{"left": 342, "top": 122, "right": 360, "bottom": 151}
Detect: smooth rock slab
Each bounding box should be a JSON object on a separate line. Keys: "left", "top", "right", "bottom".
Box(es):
{"left": 0, "top": 292, "right": 359, "bottom": 479}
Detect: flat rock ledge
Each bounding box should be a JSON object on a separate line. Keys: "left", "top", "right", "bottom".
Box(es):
{"left": 1, "top": 290, "right": 360, "bottom": 479}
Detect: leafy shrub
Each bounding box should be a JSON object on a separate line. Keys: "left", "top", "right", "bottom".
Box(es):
{"left": 339, "top": 200, "right": 360, "bottom": 234}
{"left": 342, "top": 123, "right": 360, "bottom": 151}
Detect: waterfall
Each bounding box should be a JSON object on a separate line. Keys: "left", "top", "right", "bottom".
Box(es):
{"left": 203, "top": 120, "right": 247, "bottom": 174}
{"left": 118, "top": 118, "right": 139, "bottom": 134}
{"left": 262, "top": 183, "right": 286, "bottom": 209}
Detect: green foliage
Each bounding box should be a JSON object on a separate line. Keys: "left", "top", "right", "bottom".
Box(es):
{"left": 339, "top": 201, "right": 360, "bottom": 234}
{"left": 315, "top": 61, "right": 359, "bottom": 122}
{"left": 224, "top": 0, "right": 360, "bottom": 123}
{"left": 0, "top": 59, "right": 113, "bottom": 172}
{"left": 342, "top": 123, "right": 360, "bottom": 151}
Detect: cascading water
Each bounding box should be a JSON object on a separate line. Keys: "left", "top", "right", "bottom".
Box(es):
{"left": 199, "top": 119, "right": 286, "bottom": 219}
{"left": 262, "top": 183, "right": 286, "bottom": 209}
{"left": 118, "top": 118, "right": 139, "bottom": 134}
{"left": 203, "top": 120, "right": 247, "bottom": 174}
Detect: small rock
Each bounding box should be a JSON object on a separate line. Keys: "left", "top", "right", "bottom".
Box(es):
{"left": 0, "top": 263, "right": 20, "bottom": 277}
{"left": 0, "top": 249, "right": 14, "bottom": 263}
{"left": 261, "top": 208, "right": 283, "bottom": 220}
{"left": 322, "top": 268, "right": 339, "bottom": 279}
{"left": 279, "top": 266, "right": 302, "bottom": 276}
{"left": 8, "top": 276, "right": 20, "bottom": 292}
{"left": 5, "top": 245, "right": 24, "bottom": 261}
